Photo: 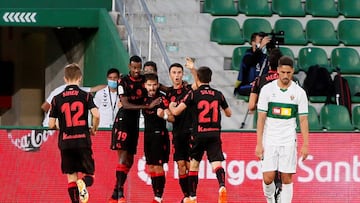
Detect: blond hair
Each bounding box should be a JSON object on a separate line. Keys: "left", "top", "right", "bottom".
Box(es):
{"left": 64, "top": 63, "right": 82, "bottom": 82}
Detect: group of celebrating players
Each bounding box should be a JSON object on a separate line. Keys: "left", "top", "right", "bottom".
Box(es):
{"left": 49, "top": 56, "right": 232, "bottom": 203}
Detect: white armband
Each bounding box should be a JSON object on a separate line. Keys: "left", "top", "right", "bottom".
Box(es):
{"left": 163, "top": 112, "right": 168, "bottom": 120}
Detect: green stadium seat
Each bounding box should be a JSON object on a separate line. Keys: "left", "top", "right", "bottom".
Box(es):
{"left": 272, "top": 0, "right": 305, "bottom": 17}
{"left": 274, "top": 19, "right": 307, "bottom": 45}
{"left": 236, "top": 95, "right": 249, "bottom": 102}
{"left": 308, "top": 105, "right": 322, "bottom": 131}
{"left": 279, "top": 47, "right": 295, "bottom": 59}
{"left": 309, "top": 96, "right": 329, "bottom": 103}
{"left": 352, "top": 106, "right": 360, "bottom": 130}
{"left": 242, "top": 18, "right": 272, "bottom": 42}
{"left": 203, "top": 0, "right": 238, "bottom": 16}
{"left": 343, "top": 76, "right": 360, "bottom": 103}
{"left": 279, "top": 47, "right": 299, "bottom": 73}
{"left": 298, "top": 47, "right": 329, "bottom": 72}
{"left": 231, "top": 46, "right": 250, "bottom": 71}
{"left": 238, "top": 0, "right": 272, "bottom": 16}
{"left": 331, "top": 48, "right": 360, "bottom": 74}
{"left": 305, "top": 0, "right": 339, "bottom": 17}
{"left": 306, "top": 19, "right": 339, "bottom": 46}
{"left": 210, "top": 18, "right": 244, "bottom": 45}
{"left": 338, "top": 0, "right": 360, "bottom": 18}
{"left": 337, "top": 20, "right": 360, "bottom": 46}
{"left": 320, "top": 104, "right": 354, "bottom": 131}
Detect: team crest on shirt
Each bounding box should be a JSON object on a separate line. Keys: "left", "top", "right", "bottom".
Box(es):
{"left": 290, "top": 95, "right": 295, "bottom": 100}
{"left": 136, "top": 89, "right": 142, "bottom": 96}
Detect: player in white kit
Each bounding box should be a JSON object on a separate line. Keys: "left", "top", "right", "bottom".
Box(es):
{"left": 255, "top": 56, "right": 309, "bottom": 203}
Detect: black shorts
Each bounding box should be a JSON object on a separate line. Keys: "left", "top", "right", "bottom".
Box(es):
{"left": 144, "top": 130, "right": 170, "bottom": 165}
{"left": 172, "top": 131, "right": 191, "bottom": 162}
{"left": 61, "top": 148, "right": 94, "bottom": 175}
{"left": 190, "top": 134, "right": 225, "bottom": 162}
{"left": 111, "top": 109, "right": 140, "bottom": 154}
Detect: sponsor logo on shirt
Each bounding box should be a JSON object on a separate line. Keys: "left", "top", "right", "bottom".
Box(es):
{"left": 272, "top": 107, "right": 292, "bottom": 116}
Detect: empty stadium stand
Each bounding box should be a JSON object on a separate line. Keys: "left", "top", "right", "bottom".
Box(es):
{"left": 271, "top": 0, "right": 305, "bottom": 17}
{"left": 308, "top": 104, "right": 322, "bottom": 131}
{"left": 242, "top": 18, "right": 272, "bottom": 42}
{"left": 343, "top": 76, "right": 360, "bottom": 103}
{"left": 210, "top": 18, "right": 244, "bottom": 45}
{"left": 305, "top": 0, "right": 339, "bottom": 17}
{"left": 297, "top": 47, "right": 330, "bottom": 72}
{"left": 337, "top": 20, "right": 360, "bottom": 46}
{"left": 331, "top": 48, "right": 360, "bottom": 74}
{"left": 203, "top": 0, "right": 238, "bottom": 16}
{"left": 274, "top": 19, "right": 308, "bottom": 45}
{"left": 305, "top": 19, "right": 339, "bottom": 46}
{"left": 352, "top": 106, "right": 360, "bottom": 130}
{"left": 338, "top": 0, "right": 360, "bottom": 17}
{"left": 320, "top": 104, "right": 354, "bottom": 131}
{"left": 238, "top": 0, "right": 272, "bottom": 16}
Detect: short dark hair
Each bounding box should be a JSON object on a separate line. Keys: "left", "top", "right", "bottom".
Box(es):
{"left": 250, "top": 32, "right": 258, "bottom": 42}
{"left": 278, "top": 56, "right": 294, "bottom": 68}
{"left": 269, "top": 48, "right": 283, "bottom": 70}
{"left": 143, "top": 61, "right": 157, "bottom": 72}
{"left": 197, "top": 66, "right": 212, "bottom": 83}
{"left": 129, "top": 55, "right": 142, "bottom": 64}
{"left": 250, "top": 32, "right": 266, "bottom": 42}
{"left": 144, "top": 73, "right": 158, "bottom": 83}
{"left": 107, "top": 68, "right": 120, "bottom": 76}
{"left": 168, "top": 63, "right": 183, "bottom": 72}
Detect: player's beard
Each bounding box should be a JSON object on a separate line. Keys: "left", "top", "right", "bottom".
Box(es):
{"left": 148, "top": 90, "right": 156, "bottom": 97}
{"left": 281, "top": 78, "right": 290, "bottom": 85}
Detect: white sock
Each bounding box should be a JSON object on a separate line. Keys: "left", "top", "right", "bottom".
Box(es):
{"left": 263, "top": 181, "right": 275, "bottom": 203}
{"left": 154, "top": 197, "right": 162, "bottom": 202}
{"left": 280, "top": 183, "right": 293, "bottom": 203}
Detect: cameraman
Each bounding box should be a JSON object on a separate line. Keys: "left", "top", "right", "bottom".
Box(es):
{"left": 234, "top": 32, "right": 271, "bottom": 96}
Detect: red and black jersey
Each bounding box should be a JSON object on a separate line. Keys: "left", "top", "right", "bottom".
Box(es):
{"left": 183, "top": 85, "right": 229, "bottom": 136}
{"left": 117, "top": 73, "right": 147, "bottom": 123}
{"left": 143, "top": 91, "right": 169, "bottom": 133}
{"left": 117, "top": 74, "right": 147, "bottom": 105}
{"left": 251, "top": 70, "right": 279, "bottom": 94}
{"left": 49, "top": 85, "right": 96, "bottom": 150}
{"left": 166, "top": 83, "right": 193, "bottom": 135}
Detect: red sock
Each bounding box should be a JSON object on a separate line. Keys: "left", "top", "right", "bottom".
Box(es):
{"left": 68, "top": 181, "right": 79, "bottom": 203}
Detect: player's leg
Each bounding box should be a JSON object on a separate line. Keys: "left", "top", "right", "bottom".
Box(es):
{"left": 149, "top": 165, "right": 166, "bottom": 203}
{"left": 146, "top": 131, "right": 167, "bottom": 203}
{"left": 187, "top": 135, "right": 204, "bottom": 203}
{"left": 109, "top": 111, "right": 138, "bottom": 203}
{"left": 177, "top": 160, "right": 189, "bottom": 199}
{"left": 278, "top": 144, "right": 297, "bottom": 203}
{"left": 67, "top": 173, "right": 81, "bottom": 203}
{"left": 117, "top": 150, "right": 134, "bottom": 199}
{"left": 187, "top": 159, "right": 200, "bottom": 203}
{"left": 262, "top": 145, "right": 279, "bottom": 203}
{"left": 262, "top": 171, "right": 276, "bottom": 203}
{"left": 280, "top": 173, "right": 293, "bottom": 203}
{"left": 62, "top": 149, "right": 90, "bottom": 203}
{"left": 77, "top": 148, "right": 95, "bottom": 203}
{"left": 274, "top": 171, "right": 282, "bottom": 203}
{"left": 173, "top": 132, "right": 191, "bottom": 201}
{"left": 207, "top": 136, "right": 227, "bottom": 203}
